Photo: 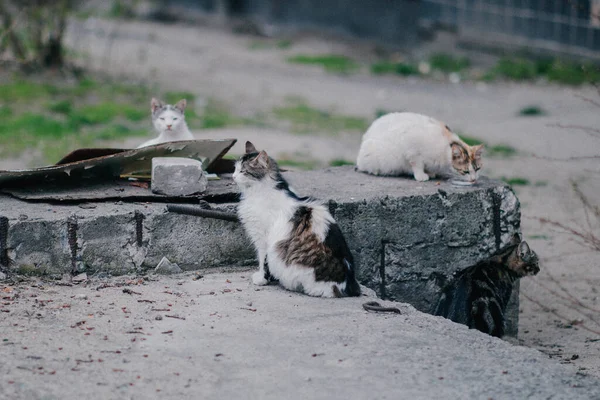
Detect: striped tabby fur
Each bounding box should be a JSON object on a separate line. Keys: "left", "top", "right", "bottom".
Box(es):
{"left": 434, "top": 234, "right": 539, "bottom": 337}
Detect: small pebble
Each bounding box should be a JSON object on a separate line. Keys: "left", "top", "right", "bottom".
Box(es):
{"left": 76, "top": 294, "right": 88, "bottom": 300}
{"left": 155, "top": 315, "right": 163, "bottom": 321}
{"left": 246, "top": 301, "right": 253, "bottom": 307}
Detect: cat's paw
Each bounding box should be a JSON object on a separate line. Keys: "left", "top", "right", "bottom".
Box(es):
{"left": 252, "top": 271, "right": 268, "bottom": 286}
{"left": 414, "top": 172, "right": 430, "bottom": 182}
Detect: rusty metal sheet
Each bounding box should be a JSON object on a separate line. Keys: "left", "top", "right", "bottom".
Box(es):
{"left": 1, "top": 175, "right": 239, "bottom": 203}
{"left": 0, "top": 139, "right": 236, "bottom": 188}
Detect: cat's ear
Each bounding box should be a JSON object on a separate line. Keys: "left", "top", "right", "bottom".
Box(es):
{"left": 472, "top": 144, "right": 484, "bottom": 160}
{"left": 510, "top": 232, "right": 522, "bottom": 245}
{"left": 518, "top": 241, "right": 531, "bottom": 257}
{"left": 255, "top": 150, "right": 270, "bottom": 167}
{"left": 151, "top": 98, "right": 164, "bottom": 113}
{"left": 451, "top": 143, "right": 466, "bottom": 161}
{"left": 174, "top": 99, "right": 187, "bottom": 113}
{"left": 245, "top": 141, "right": 258, "bottom": 154}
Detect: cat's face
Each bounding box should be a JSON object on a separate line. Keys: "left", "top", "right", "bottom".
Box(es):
{"left": 507, "top": 240, "right": 540, "bottom": 277}
{"left": 151, "top": 98, "right": 187, "bottom": 133}
{"left": 233, "top": 141, "right": 278, "bottom": 189}
{"left": 451, "top": 143, "right": 484, "bottom": 183}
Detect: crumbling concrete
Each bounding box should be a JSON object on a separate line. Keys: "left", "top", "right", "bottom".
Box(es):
{"left": 0, "top": 167, "right": 521, "bottom": 333}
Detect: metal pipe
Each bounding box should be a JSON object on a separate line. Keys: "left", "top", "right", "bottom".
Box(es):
{"left": 166, "top": 204, "right": 240, "bottom": 222}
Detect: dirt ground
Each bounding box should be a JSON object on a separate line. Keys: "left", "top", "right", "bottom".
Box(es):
{"left": 2, "top": 18, "right": 599, "bottom": 378}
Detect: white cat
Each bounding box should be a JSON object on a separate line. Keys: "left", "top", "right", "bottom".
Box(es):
{"left": 356, "top": 112, "right": 484, "bottom": 183}
{"left": 137, "top": 98, "right": 194, "bottom": 148}
{"left": 234, "top": 141, "right": 361, "bottom": 298}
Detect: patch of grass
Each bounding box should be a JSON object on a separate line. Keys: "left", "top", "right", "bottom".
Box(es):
{"left": 0, "top": 81, "right": 58, "bottom": 102}
{"left": 273, "top": 102, "right": 368, "bottom": 134}
{"left": 0, "top": 105, "right": 13, "bottom": 118}
{"left": 546, "top": 61, "right": 600, "bottom": 85}
{"left": 488, "top": 144, "right": 517, "bottom": 157}
{"left": 121, "top": 106, "right": 146, "bottom": 121}
{"left": 493, "top": 58, "right": 538, "bottom": 81}
{"left": 456, "top": 134, "right": 517, "bottom": 157}
{"left": 248, "top": 41, "right": 271, "bottom": 50}
{"left": 329, "top": 159, "right": 355, "bottom": 167}
{"left": 47, "top": 100, "right": 73, "bottom": 115}
{"left": 109, "top": 0, "right": 135, "bottom": 18}
{"left": 277, "top": 39, "right": 292, "bottom": 49}
{"left": 502, "top": 177, "right": 530, "bottom": 186}
{"left": 528, "top": 234, "right": 550, "bottom": 240}
{"left": 458, "top": 135, "right": 485, "bottom": 146}
{"left": 0, "top": 75, "right": 163, "bottom": 164}
{"left": 489, "top": 57, "right": 600, "bottom": 85}
{"left": 429, "top": 53, "right": 470, "bottom": 72}
{"left": 197, "top": 98, "right": 239, "bottom": 129}
{"left": 164, "top": 91, "right": 195, "bottom": 105}
{"left": 375, "top": 109, "right": 390, "bottom": 119}
{"left": 287, "top": 54, "right": 358, "bottom": 74}
{"left": 68, "top": 103, "right": 147, "bottom": 127}
{"left": 74, "top": 77, "right": 97, "bottom": 94}
{"left": 519, "top": 105, "right": 546, "bottom": 116}
{"left": 93, "top": 125, "right": 148, "bottom": 141}
{"left": 69, "top": 103, "right": 121, "bottom": 125}
{"left": 371, "top": 61, "right": 419, "bottom": 76}
{"left": 0, "top": 113, "right": 68, "bottom": 139}
{"left": 277, "top": 158, "right": 319, "bottom": 170}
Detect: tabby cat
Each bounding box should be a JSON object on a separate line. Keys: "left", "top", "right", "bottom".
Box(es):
{"left": 233, "top": 141, "right": 361, "bottom": 298}
{"left": 433, "top": 234, "right": 539, "bottom": 337}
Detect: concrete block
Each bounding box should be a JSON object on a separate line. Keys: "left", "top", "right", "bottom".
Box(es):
{"left": 0, "top": 167, "right": 523, "bottom": 335}
{"left": 143, "top": 204, "right": 255, "bottom": 271}
{"left": 7, "top": 219, "right": 72, "bottom": 276}
{"left": 78, "top": 213, "right": 141, "bottom": 275}
{"left": 151, "top": 157, "right": 207, "bottom": 196}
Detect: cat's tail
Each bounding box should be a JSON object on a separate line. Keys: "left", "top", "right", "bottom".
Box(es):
{"left": 342, "top": 259, "right": 361, "bottom": 297}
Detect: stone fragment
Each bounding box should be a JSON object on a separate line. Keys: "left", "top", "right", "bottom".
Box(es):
{"left": 154, "top": 256, "right": 182, "bottom": 275}
{"left": 72, "top": 273, "right": 87, "bottom": 283}
{"left": 151, "top": 157, "right": 207, "bottom": 196}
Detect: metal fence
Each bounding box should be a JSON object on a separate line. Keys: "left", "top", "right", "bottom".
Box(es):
{"left": 421, "top": 0, "right": 600, "bottom": 59}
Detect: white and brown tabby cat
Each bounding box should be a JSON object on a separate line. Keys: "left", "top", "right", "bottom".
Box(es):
{"left": 138, "top": 98, "right": 194, "bottom": 148}
{"left": 234, "top": 141, "right": 361, "bottom": 298}
{"left": 356, "top": 112, "right": 484, "bottom": 183}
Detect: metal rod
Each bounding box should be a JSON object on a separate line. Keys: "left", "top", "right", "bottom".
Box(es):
{"left": 166, "top": 204, "right": 240, "bottom": 222}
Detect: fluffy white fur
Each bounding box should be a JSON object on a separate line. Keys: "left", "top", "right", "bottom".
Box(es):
{"left": 234, "top": 161, "right": 344, "bottom": 298}
{"left": 356, "top": 112, "right": 478, "bottom": 182}
{"left": 138, "top": 98, "right": 194, "bottom": 148}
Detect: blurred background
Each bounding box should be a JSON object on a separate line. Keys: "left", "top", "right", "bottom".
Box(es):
{"left": 0, "top": 0, "right": 599, "bottom": 377}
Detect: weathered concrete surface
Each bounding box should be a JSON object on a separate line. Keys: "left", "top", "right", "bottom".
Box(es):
{"left": 0, "top": 272, "right": 598, "bottom": 400}
{"left": 0, "top": 167, "right": 520, "bottom": 333}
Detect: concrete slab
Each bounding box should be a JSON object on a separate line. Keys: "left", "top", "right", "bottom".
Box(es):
{"left": 0, "top": 271, "right": 598, "bottom": 400}
{"left": 0, "top": 167, "right": 521, "bottom": 333}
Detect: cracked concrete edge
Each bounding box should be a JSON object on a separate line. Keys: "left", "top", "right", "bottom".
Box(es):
{"left": 0, "top": 172, "right": 522, "bottom": 335}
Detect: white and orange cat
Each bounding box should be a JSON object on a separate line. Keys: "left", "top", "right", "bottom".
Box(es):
{"left": 138, "top": 98, "right": 194, "bottom": 148}
{"left": 356, "top": 112, "right": 484, "bottom": 183}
